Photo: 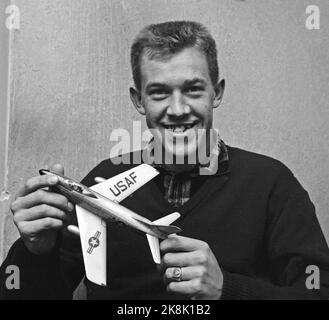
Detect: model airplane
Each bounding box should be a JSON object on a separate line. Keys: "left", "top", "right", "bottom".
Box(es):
{"left": 39, "top": 164, "right": 181, "bottom": 286}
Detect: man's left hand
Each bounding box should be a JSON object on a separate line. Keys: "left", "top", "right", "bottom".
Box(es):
{"left": 159, "top": 235, "right": 223, "bottom": 300}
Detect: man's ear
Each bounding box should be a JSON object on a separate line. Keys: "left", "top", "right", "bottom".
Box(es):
{"left": 130, "top": 86, "right": 146, "bottom": 115}
{"left": 213, "top": 79, "right": 225, "bottom": 109}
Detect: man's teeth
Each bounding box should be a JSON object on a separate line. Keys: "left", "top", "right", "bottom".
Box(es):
{"left": 165, "top": 125, "right": 193, "bottom": 132}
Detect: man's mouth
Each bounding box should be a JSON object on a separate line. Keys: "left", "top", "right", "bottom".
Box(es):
{"left": 163, "top": 123, "right": 197, "bottom": 133}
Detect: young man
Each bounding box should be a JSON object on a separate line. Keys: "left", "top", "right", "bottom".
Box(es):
{"left": 1, "top": 21, "right": 329, "bottom": 300}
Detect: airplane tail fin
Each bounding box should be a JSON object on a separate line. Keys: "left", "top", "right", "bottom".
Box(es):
{"left": 146, "top": 212, "right": 181, "bottom": 264}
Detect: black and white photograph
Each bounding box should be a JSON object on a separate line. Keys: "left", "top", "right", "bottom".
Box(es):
{"left": 0, "top": 0, "right": 329, "bottom": 305}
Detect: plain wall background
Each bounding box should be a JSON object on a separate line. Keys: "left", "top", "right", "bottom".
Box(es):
{"left": 1, "top": 0, "right": 329, "bottom": 264}
{"left": 0, "top": 0, "right": 10, "bottom": 261}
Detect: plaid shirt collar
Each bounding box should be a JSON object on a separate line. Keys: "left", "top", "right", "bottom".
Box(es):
{"left": 143, "top": 132, "right": 229, "bottom": 207}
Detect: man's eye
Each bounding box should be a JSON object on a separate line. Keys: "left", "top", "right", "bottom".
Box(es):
{"left": 185, "top": 86, "right": 203, "bottom": 94}
{"left": 150, "top": 90, "right": 168, "bottom": 99}
{"left": 151, "top": 89, "right": 167, "bottom": 95}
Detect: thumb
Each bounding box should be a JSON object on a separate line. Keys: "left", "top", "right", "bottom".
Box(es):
{"left": 51, "top": 163, "right": 65, "bottom": 175}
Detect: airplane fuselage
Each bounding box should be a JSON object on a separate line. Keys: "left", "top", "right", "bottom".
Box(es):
{"left": 40, "top": 170, "right": 171, "bottom": 239}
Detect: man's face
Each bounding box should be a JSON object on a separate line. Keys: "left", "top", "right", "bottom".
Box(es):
{"left": 131, "top": 47, "right": 224, "bottom": 163}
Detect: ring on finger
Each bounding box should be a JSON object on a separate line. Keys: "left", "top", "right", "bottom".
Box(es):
{"left": 172, "top": 267, "right": 183, "bottom": 282}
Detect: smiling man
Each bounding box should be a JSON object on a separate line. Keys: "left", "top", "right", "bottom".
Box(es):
{"left": 1, "top": 21, "right": 329, "bottom": 300}
{"left": 130, "top": 39, "right": 224, "bottom": 171}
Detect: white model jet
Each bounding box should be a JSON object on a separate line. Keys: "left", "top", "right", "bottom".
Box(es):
{"left": 39, "top": 164, "right": 181, "bottom": 286}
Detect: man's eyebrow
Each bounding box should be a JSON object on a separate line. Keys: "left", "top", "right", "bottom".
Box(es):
{"left": 145, "top": 78, "right": 207, "bottom": 91}
{"left": 183, "top": 78, "right": 207, "bottom": 86}
{"left": 145, "top": 82, "right": 168, "bottom": 90}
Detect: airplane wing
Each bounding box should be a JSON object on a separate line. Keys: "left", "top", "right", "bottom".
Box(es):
{"left": 89, "top": 164, "right": 159, "bottom": 202}
{"left": 75, "top": 164, "right": 159, "bottom": 286}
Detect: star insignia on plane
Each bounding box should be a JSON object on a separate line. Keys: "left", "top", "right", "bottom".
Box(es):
{"left": 87, "top": 231, "right": 101, "bottom": 254}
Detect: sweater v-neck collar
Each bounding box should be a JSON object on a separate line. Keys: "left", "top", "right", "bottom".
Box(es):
{"left": 147, "top": 161, "right": 230, "bottom": 220}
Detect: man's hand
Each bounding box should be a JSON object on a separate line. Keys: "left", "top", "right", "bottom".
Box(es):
{"left": 10, "top": 164, "right": 74, "bottom": 255}
{"left": 160, "top": 235, "right": 223, "bottom": 300}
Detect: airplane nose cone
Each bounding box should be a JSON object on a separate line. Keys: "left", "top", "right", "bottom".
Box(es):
{"left": 39, "top": 169, "right": 50, "bottom": 175}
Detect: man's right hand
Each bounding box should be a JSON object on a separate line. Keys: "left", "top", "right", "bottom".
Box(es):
{"left": 10, "top": 164, "right": 74, "bottom": 255}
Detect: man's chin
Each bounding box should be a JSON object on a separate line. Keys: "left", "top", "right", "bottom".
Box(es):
{"left": 161, "top": 141, "right": 199, "bottom": 165}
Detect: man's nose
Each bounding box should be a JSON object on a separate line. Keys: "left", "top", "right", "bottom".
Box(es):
{"left": 167, "top": 92, "right": 191, "bottom": 117}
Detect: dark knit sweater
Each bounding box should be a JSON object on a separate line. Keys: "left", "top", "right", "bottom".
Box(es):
{"left": 1, "top": 146, "right": 329, "bottom": 299}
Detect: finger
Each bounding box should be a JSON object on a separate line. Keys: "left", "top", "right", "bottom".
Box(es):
{"left": 67, "top": 225, "right": 80, "bottom": 236}
{"left": 166, "top": 278, "right": 202, "bottom": 297}
{"left": 17, "top": 163, "right": 65, "bottom": 198}
{"left": 160, "top": 235, "right": 208, "bottom": 253}
{"left": 161, "top": 251, "right": 206, "bottom": 269}
{"left": 16, "top": 174, "right": 59, "bottom": 198}
{"left": 95, "top": 177, "right": 106, "bottom": 183}
{"left": 18, "top": 217, "right": 64, "bottom": 235}
{"left": 13, "top": 205, "right": 68, "bottom": 223}
{"left": 51, "top": 163, "right": 64, "bottom": 175}
{"left": 13, "top": 189, "right": 73, "bottom": 213}
{"left": 163, "top": 266, "right": 205, "bottom": 284}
